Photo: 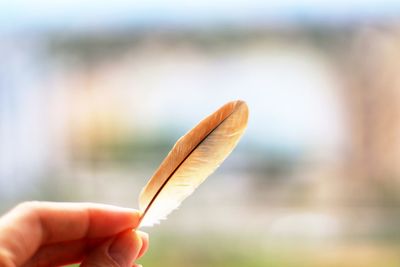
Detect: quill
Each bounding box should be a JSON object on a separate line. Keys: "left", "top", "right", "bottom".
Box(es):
{"left": 138, "top": 100, "right": 248, "bottom": 227}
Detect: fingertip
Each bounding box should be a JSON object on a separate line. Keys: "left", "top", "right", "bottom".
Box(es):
{"left": 105, "top": 206, "right": 141, "bottom": 227}
{"left": 135, "top": 231, "right": 149, "bottom": 259}
{"left": 108, "top": 230, "right": 142, "bottom": 266}
{"left": 86, "top": 206, "right": 142, "bottom": 238}
{"left": 130, "top": 210, "right": 141, "bottom": 228}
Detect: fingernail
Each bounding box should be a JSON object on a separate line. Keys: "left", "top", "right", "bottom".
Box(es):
{"left": 108, "top": 231, "right": 142, "bottom": 266}
{"left": 137, "top": 231, "right": 149, "bottom": 242}
{"left": 136, "top": 231, "right": 149, "bottom": 259}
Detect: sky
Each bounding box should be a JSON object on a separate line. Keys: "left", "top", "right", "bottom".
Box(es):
{"left": 0, "top": 0, "right": 400, "bottom": 33}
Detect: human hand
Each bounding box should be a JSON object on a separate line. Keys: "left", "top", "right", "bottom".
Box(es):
{"left": 0, "top": 202, "right": 149, "bottom": 267}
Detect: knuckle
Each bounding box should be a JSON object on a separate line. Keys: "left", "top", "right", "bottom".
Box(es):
{"left": 15, "top": 201, "right": 40, "bottom": 212}
{"left": 12, "top": 201, "right": 42, "bottom": 222}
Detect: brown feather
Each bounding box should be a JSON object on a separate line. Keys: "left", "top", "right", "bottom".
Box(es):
{"left": 138, "top": 100, "right": 248, "bottom": 227}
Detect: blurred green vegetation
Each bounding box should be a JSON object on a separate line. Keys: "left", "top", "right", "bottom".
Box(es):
{"left": 71, "top": 133, "right": 176, "bottom": 166}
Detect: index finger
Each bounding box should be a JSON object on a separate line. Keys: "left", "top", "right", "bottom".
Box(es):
{"left": 0, "top": 202, "right": 140, "bottom": 267}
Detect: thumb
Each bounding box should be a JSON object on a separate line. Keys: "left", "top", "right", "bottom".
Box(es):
{"left": 81, "top": 230, "right": 143, "bottom": 267}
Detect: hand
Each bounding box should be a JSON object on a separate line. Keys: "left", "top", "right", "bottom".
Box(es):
{"left": 0, "top": 202, "right": 149, "bottom": 267}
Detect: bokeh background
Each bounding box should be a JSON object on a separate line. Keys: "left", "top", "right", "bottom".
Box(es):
{"left": 2, "top": 1, "right": 400, "bottom": 266}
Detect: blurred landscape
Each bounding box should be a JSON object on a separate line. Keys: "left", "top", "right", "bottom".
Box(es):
{"left": 1, "top": 1, "right": 400, "bottom": 266}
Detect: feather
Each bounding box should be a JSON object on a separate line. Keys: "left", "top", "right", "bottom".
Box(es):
{"left": 138, "top": 100, "right": 248, "bottom": 227}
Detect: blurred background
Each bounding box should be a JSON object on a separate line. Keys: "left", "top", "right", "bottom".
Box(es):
{"left": 1, "top": 0, "right": 400, "bottom": 266}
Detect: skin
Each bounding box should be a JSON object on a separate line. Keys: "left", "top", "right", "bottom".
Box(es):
{"left": 0, "top": 202, "right": 149, "bottom": 267}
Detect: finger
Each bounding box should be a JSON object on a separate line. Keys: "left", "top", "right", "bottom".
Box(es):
{"left": 81, "top": 230, "right": 143, "bottom": 267}
{"left": 0, "top": 202, "right": 140, "bottom": 267}
{"left": 21, "top": 237, "right": 107, "bottom": 267}
{"left": 23, "top": 231, "right": 149, "bottom": 267}
{"left": 18, "top": 202, "right": 141, "bottom": 243}
{"left": 136, "top": 231, "right": 149, "bottom": 259}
